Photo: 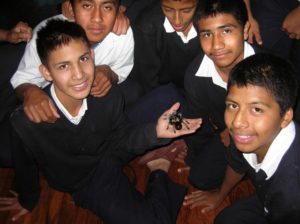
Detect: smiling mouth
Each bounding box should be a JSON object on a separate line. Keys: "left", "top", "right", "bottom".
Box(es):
{"left": 233, "top": 134, "right": 255, "bottom": 144}
{"left": 72, "top": 81, "right": 89, "bottom": 91}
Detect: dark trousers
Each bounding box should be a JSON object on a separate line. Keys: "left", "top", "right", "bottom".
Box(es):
{"left": 0, "top": 118, "right": 13, "bottom": 167}
{"left": 186, "top": 134, "right": 228, "bottom": 190}
{"left": 72, "top": 150, "right": 187, "bottom": 224}
{"left": 215, "top": 195, "right": 267, "bottom": 224}
{"left": 125, "top": 83, "right": 187, "bottom": 124}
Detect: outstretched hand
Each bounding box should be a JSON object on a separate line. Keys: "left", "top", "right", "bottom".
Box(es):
{"left": 183, "top": 189, "right": 224, "bottom": 212}
{"left": 0, "top": 190, "right": 29, "bottom": 221}
{"left": 156, "top": 102, "right": 202, "bottom": 139}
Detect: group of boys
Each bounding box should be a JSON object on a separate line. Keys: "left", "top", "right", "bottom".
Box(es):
{"left": 0, "top": 0, "right": 299, "bottom": 223}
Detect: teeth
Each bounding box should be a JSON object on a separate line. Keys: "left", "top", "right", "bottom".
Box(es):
{"left": 238, "top": 135, "right": 250, "bottom": 139}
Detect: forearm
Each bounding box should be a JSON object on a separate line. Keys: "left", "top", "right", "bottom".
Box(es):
{"left": 218, "top": 166, "right": 245, "bottom": 199}
{"left": 244, "top": 0, "right": 254, "bottom": 19}
{"left": 95, "top": 65, "right": 119, "bottom": 84}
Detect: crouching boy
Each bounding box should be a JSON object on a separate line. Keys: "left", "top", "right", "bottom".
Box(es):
{"left": 184, "top": 53, "right": 300, "bottom": 223}
{"left": 2, "top": 19, "right": 201, "bottom": 224}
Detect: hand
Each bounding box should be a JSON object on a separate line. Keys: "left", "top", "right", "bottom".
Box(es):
{"left": 23, "top": 85, "right": 60, "bottom": 123}
{"left": 282, "top": 6, "right": 300, "bottom": 39}
{"left": 247, "top": 17, "right": 263, "bottom": 45}
{"left": 0, "top": 190, "right": 29, "bottom": 221}
{"left": 183, "top": 189, "right": 224, "bottom": 211}
{"left": 156, "top": 102, "right": 202, "bottom": 138}
{"left": 90, "top": 65, "right": 118, "bottom": 97}
{"left": 220, "top": 128, "right": 230, "bottom": 147}
{"left": 112, "top": 5, "right": 130, "bottom": 35}
{"left": 5, "top": 21, "right": 32, "bottom": 44}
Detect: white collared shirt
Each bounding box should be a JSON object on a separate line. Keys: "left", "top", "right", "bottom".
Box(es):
{"left": 163, "top": 17, "right": 197, "bottom": 44}
{"left": 195, "top": 42, "right": 255, "bottom": 89}
{"left": 50, "top": 85, "right": 87, "bottom": 125}
{"left": 11, "top": 14, "right": 134, "bottom": 88}
{"left": 243, "top": 121, "right": 296, "bottom": 180}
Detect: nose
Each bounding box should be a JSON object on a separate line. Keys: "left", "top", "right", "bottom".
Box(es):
{"left": 232, "top": 109, "right": 249, "bottom": 129}
{"left": 91, "top": 6, "right": 103, "bottom": 23}
{"left": 72, "top": 64, "right": 84, "bottom": 80}
{"left": 212, "top": 33, "right": 224, "bottom": 50}
{"left": 173, "top": 11, "right": 182, "bottom": 26}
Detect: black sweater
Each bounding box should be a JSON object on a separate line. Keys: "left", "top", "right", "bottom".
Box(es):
{"left": 129, "top": 2, "right": 200, "bottom": 92}
{"left": 10, "top": 85, "right": 168, "bottom": 211}
{"left": 227, "top": 123, "right": 300, "bottom": 223}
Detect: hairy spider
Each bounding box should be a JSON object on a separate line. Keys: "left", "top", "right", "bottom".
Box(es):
{"left": 168, "top": 111, "right": 190, "bottom": 133}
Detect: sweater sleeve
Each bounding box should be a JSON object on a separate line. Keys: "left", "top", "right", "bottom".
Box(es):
{"left": 10, "top": 111, "right": 40, "bottom": 211}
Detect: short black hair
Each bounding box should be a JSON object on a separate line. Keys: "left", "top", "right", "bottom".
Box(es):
{"left": 69, "top": 0, "right": 120, "bottom": 6}
{"left": 195, "top": 0, "right": 247, "bottom": 28}
{"left": 228, "top": 53, "right": 299, "bottom": 116}
{"left": 36, "top": 19, "right": 90, "bottom": 67}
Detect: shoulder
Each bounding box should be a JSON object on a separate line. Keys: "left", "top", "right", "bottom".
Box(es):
{"left": 185, "top": 53, "right": 205, "bottom": 81}
{"left": 134, "top": 3, "right": 165, "bottom": 34}
{"left": 101, "top": 27, "right": 134, "bottom": 46}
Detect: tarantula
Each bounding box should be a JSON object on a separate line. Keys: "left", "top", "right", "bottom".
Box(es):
{"left": 168, "top": 111, "right": 189, "bottom": 132}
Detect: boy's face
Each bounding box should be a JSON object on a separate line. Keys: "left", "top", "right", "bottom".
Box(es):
{"left": 198, "top": 13, "right": 247, "bottom": 74}
{"left": 161, "top": 0, "right": 197, "bottom": 36}
{"left": 225, "top": 84, "right": 292, "bottom": 161}
{"left": 69, "top": 0, "right": 118, "bottom": 45}
{"left": 40, "top": 39, "right": 94, "bottom": 107}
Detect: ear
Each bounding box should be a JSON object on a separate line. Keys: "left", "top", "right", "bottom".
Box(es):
{"left": 90, "top": 48, "right": 94, "bottom": 60}
{"left": 280, "top": 108, "right": 293, "bottom": 128}
{"left": 39, "top": 64, "right": 53, "bottom": 82}
{"left": 62, "top": 1, "right": 75, "bottom": 20}
{"left": 243, "top": 21, "right": 250, "bottom": 41}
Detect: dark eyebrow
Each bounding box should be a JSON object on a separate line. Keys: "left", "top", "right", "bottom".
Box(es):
{"left": 199, "top": 24, "right": 238, "bottom": 33}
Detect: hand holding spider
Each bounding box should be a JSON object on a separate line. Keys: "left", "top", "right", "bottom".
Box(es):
{"left": 156, "top": 102, "right": 202, "bottom": 139}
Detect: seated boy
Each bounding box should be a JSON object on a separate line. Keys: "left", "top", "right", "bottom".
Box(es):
{"left": 10, "top": 0, "right": 135, "bottom": 124}
{"left": 126, "top": 0, "right": 200, "bottom": 123}
{"left": 2, "top": 19, "right": 201, "bottom": 223}
{"left": 182, "top": 0, "right": 260, "bottom": 191}
{"left": 185, "top": 53, "right": 300, "bottom": 223}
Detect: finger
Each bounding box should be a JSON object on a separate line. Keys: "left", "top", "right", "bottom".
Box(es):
{"left": 48, "top": 100, "right": 60, "bottom": 119}
{"left": 254, "top": 32, "right": 263, "bottom": 45}
{"left": 177, "top": 166, "right": 190, "bottom": 173}
{"left": 12, "top": 209, "right": 28, "bottom": 222}
{"left": 247, "top": 32, "right": 254, "bottom": 44}
{"left": 90, "top": 82, "right": 111, "bottom": 97}
{"left": 35, "top": 103, "right": 56, "bottom": 123}
{"left": 9, "top": 190, "right": 18, "bottom": 197}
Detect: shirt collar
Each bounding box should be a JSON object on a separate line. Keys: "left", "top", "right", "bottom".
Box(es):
{"left": 50, "top": 84, "right": 88, "bottom": 125}
{"left": 243, "top": 121, "right": 296, "bottom": 180}
{"left": 163, "top": 17, "right": 197, "bottom": 44}
{"left": 195, "top": 41, "right": 255, "bottom": 89}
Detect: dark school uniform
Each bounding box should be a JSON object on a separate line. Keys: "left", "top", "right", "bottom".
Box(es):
{"left": 215, "top": 122, "right": 300, "bottom": 224}
{"left": 10, "top": 85, "right": 186, "bottom": 224}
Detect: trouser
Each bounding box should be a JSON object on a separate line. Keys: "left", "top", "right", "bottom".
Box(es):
{"left": 215, "top": 195, "right": 267, "bottom": 224}
{"left": 0, "top": 118, "right": 13, "bottom": 167}
{"left": 72, "top": 150, "right": 187, "bottom": 224}
{"left": 125, "top": 83, "right": 187, "bottom": 124}
{"left": 186, "top": 134, "right": 228, "bottom": 190}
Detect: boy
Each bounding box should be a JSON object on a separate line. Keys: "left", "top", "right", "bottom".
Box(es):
{"left": 185, "top": 53, "right": 300, "bottom": 223}
{"left": 10, "top": 0, "right": 134, "bottom": 124}
{"left": 125, "top": 0, "right": 200, "bottom": 123}
{"left": 2, "top": 19, "right": 201, "bottom": 223}
{"left": 182, "top": 0, "right": 258, "bottom": 192}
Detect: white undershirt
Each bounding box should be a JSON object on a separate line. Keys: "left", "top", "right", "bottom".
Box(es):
{"left": 163, "top": 17, "right": 197, "bottom": 44}
{"left": 243, "top": 121, "right": 296, "bottom": 180}
{"left": 50, "top": 85, "right": 88, "bottom": 125}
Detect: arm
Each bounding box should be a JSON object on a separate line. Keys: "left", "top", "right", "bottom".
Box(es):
{"left": 282, "top": 5, "right": 300, "bottom": 39}
{"left": 0, "top": 21, "right": 32, "bottom": 43}
{"left": 15, "top": 84, "right": 59, "bottom": 123}
{"left": 244, "top": 0, "right": 263, "bottom": 45}
{"left": 184, "top": 166, "right": 245, "bottom": 211}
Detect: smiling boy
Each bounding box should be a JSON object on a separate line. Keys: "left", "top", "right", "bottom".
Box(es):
{"left": 186, "top": 53, "right": 300, "bottom": 224}
{"left": 182, "top": 0, "right": 258, "bottom": 194}
{"left": 3, "top": 19, "right": 201, "bottom": 223}
{"left": 10, "top": 0, "right": 134, "bottom": 124}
